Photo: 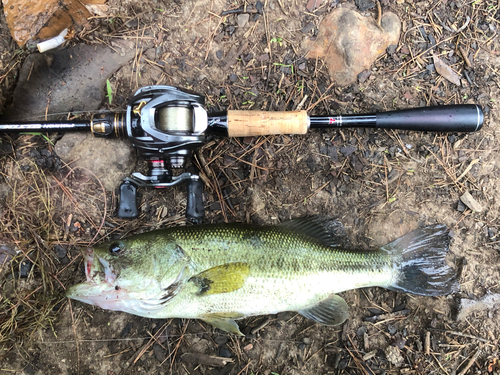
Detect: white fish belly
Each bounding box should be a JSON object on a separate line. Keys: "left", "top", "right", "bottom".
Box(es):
{"left": 168, "top": 267, "right": 394, "bottom": 319}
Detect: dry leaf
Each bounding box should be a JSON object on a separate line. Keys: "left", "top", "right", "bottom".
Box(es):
{"left": 433, "top": 55, "right": 461, "bottom": 86}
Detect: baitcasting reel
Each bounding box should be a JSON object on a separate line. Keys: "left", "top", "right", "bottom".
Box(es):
{"left": 96, "top": 86, "right": 208, "bottom": 221}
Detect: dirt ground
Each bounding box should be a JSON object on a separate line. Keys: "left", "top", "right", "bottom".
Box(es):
{"left": 0, "top": 0, "right": 499, "bottom": 374}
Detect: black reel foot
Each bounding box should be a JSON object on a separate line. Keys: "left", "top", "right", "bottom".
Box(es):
{"left": 186, "top": 178, "right": 204, "bottom": 224}
{"left": 117, "top": 181, "right": 139, "bottom": 219}
{"left": 117, "top": 176, "right": 205, "bottom": 222}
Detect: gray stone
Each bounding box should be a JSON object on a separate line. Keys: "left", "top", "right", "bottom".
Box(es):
{"left": 460, "top": 191, "right": 483, "bottom": 213}
{"left": 237, "top": 14, "right": 250, "bottom": 28}
{"left": 55, "top": 133, "right": 135, "bottom": 191}
{"left": 4, "top": 42, "right": 138, "bottom": 120}
{"left": 302, "top": 8, "right": 401, "bottom": 86}
{"left": 5, "top": 43, "right": 142, "bottom": 192}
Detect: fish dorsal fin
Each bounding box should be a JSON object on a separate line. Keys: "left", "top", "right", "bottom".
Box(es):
{"left": 201, "top": 312, "right": 245, "bottom": 336}
{"left": 298, "top": 294, "right": 349, "bottom": 326}
{"left": 277, "top": 217, "right": 345, "bottom": 248}
{"left": 189, "top": 262, "right": 250, "bottom": 295}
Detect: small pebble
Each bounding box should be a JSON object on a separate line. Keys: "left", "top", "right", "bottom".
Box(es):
{"left": 237, "top": 14, "right": 250, "bottom": 28}
{"left": 340, "top": 145, "right": 357, "bottom": 156}
{"left": 358, "top": 69, "right": 371, "bottom": 83}
{"left": 457, "top": 200, "right": 466, "bottom": 212}
{"left": 460, "top": 191, "right": 483, "bottom": 212}
{"left": 215, "top": 335, "right": 228, "bottom": 345}
{"left": 219, "top": 346, "right": 232, "bottom": 358}
{"left": 20, "top": 259, "right": 32, "bottom": 278}
{"left": 55, "top": 245, "right": 69, "bottom": 263}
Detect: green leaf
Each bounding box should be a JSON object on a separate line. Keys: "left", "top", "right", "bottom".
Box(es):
{"left": 106, "top": 79, "right": 113, "bottom": 105}
{"left": 388, "top": 197, "right": 396, "bottom": 203}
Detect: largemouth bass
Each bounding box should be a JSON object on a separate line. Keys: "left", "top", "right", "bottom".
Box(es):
{"left": 66, "top": 219, "right": 458, "bottom": 335}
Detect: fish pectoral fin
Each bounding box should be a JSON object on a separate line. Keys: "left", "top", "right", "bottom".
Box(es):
{"left": 202, "top": 313, "right": 245, "bottom": 336}
{"left": 298, "top": 294, "right": 349, "bottom": 326}
{"left": 189, "top": 262, "right": 250, "bottom": 295}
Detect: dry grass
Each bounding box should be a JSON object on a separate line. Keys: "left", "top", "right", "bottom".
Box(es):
{"left": 0, "top": 138, "right": 108, "bottom": 356}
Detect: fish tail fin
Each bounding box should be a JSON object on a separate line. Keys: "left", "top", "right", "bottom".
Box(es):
{"left": 381, "top": 224, "right": 459, "bottom": 296}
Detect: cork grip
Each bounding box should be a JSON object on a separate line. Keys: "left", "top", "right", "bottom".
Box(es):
{"left": 227, "top": 110, "right": 309, "bottom": 137}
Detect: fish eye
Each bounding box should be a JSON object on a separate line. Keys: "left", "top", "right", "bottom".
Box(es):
{"left": 109, "top": 241, "right": 125, "bottom": 255}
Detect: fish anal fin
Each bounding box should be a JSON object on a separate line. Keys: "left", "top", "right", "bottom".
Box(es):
{"left": 202, "top": 313, "right": 245, "bottom": 336}
{"left": 190, "top": 262, "right": 250, "bottom": 295}
{"left": 277, "top": 217, "right": 347, "bottom": 248}
{"left": 298, "top": 294, "right": 349, "bottom": 326}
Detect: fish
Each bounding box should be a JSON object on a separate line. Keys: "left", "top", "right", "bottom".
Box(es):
{"left": 66, "top": 218, "right": 459, "bottom": 335}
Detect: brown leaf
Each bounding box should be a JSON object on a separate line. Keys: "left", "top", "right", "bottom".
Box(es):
{"left": 433, "top": 55, "right": 461, "bottom": 86}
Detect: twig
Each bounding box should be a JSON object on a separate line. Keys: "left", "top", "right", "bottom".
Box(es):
{"left": 376, "top": 0, "right": 383, "bottom": 30}
{"left": 425, "top": 331, "right": 431, "bottom": 354}
{"left": 428, "top": 329, "right": 490, "bottom": 343}
{"left": 457, "top": 346, "right": 482, "bottom": 375}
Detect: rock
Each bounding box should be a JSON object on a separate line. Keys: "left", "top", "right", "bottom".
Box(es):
{"left": 358, "top": 69, "right": 371, "bottom": 83}
{"left": 356, "top": 326, "right": 367, "bottom": 336}
{"left": 460, "top": 191, "right": 483, "bottom": 212}
{"left": 4, "top": 43, "right": 140, "bottom": 192}
{"left": 215, "top": 335, "right": 228, "bottom": 345}
{"left": 237, "top": 14, "right": 250, "bottom": 28}
{"left": 4, "top": 43, "right": 138, "bottom": 121}
{"left": 302, "top": 8, "right": 400, "bottom": 86}
{"left": 306, "top": 0, "right": 321, "bottom": 12}
{"left": 387, "top": 44, "right": 397, "bottom": 55}
{"left": 55, "top": 133, "right": 135, "bottom": 192}
{"left": 340, "top": 145, "right": 357, "bottom": 156}
{"left": 458, "top": 294, "right": 500, "bottom": 320}
{"left": 219, "top": 346, "right": 232, "bottom": 358}
{"left": 2, "top": 0, "right": 96, "bottom": 46}
{"left": 387, "top": 325, "right": 397, "bottom": 335}
{"left": 54, "top": 245, "right": 67, "bottom": 259}
{"left": 384, "top": 345, "right": 404, "bottom": 367}
{"left": 355, "top": 0, "right": 375, "bottom": 11}
{"left": 301, "top": 22, "right": 315, "bottom": 34}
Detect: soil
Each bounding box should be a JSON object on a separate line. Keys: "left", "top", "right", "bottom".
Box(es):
{"left": 0, "top": 0, "right": 499, "bottom": 374}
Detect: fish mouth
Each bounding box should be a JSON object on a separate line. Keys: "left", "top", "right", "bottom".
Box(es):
{"left": 66, "top": 248, "right": 119, "bottom": 304}
{"left": 84, "top": 247, "right": 117, "bottom": 285}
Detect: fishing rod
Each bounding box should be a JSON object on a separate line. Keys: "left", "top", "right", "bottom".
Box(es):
{"left": 0, "top": 85, "right": 484, "bottom": 221}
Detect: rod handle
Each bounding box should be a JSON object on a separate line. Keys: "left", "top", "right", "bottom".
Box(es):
{"left": 376, "top": 104, "right": 483, "bottom": 132}
{"left": 227, "top": 110, "right": 309, "bottom": 137}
